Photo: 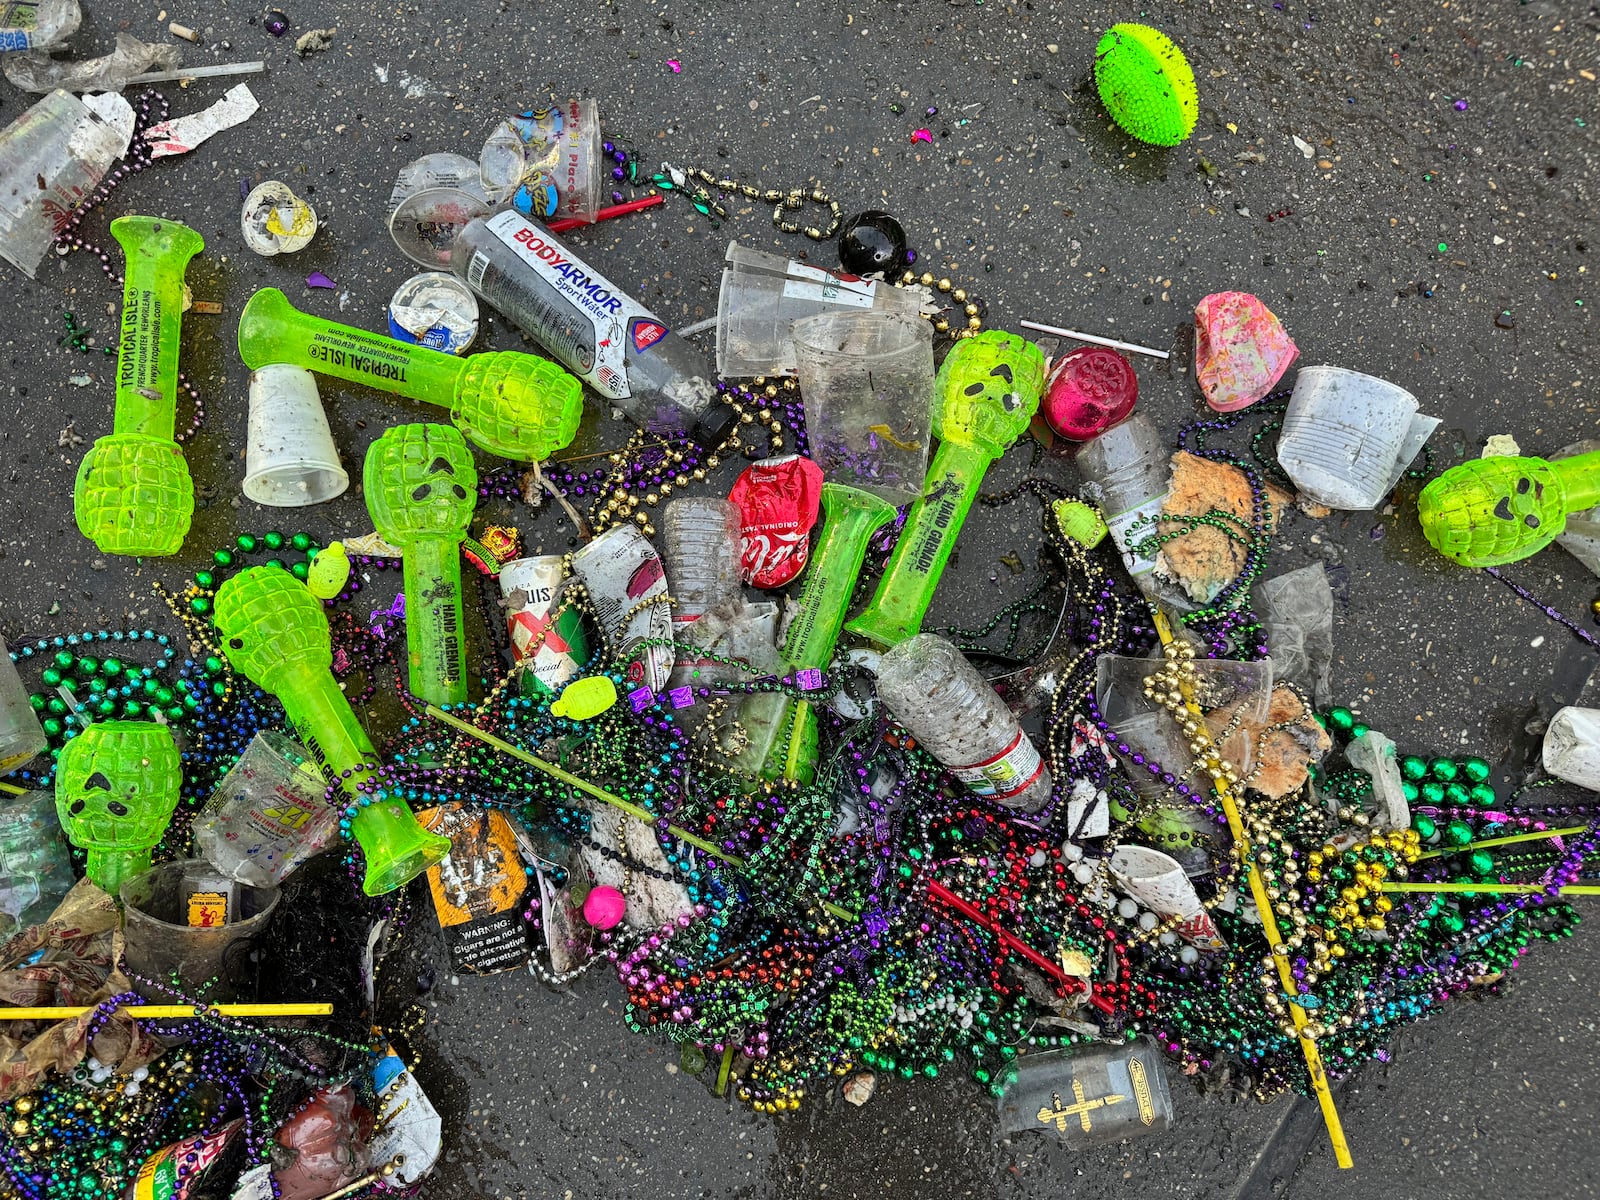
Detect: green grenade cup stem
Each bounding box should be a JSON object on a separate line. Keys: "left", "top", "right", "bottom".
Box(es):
{"left": 847, "top": 331, "right": 1045, "bottom": 648}
{"left": 54, "top": 720, "right": 181, "bottom": 895}
{"left": 236, "top": 287, "right": 583, "bottom": 462}
{"left": 364, "top": 424, "right": 478, "bottom": 705}
{"left": 213, "top": 566, "right": 450, "bottom": 895}
{"left": 1418, "top": 450, "right": 1600, "bottom": 567}
{"left": 748, "top": 482, "right": 897, "bottom": 783}
{"left": 74, "top": 217, "right": 204, "bottom": 556}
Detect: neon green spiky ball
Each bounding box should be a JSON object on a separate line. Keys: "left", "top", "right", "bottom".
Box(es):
{"left": 1094, "top": 23, "right": 1199, "bottom": 147}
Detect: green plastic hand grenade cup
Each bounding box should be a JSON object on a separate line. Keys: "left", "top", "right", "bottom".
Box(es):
{"left": 74, "top": 217, "right": 204, "bottom": 556}
{"left": 1418, "top": 450, "right": 1600, "bottom": 567}
{"left": 237, "top": 287, "right": 582, "bottom": 461}
{"left": 364, "top": 423, "right": 478, "bottom": 705}
{"left": 54, "top": 720, "right": 181, "bottom": 894}
{"left": 212, "top": 566, "right": 450, "bottom": 895}
{"left": 847, "top": 330, "right": 1045, "bottom": 648}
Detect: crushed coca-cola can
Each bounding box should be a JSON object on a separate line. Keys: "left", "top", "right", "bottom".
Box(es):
{"left": 727, "top": 454, "right": 824, "bottom": 588}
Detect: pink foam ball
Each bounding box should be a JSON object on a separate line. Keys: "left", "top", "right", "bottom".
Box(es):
{"left": 583, "top": 885, "right": 627, "bottom": 930}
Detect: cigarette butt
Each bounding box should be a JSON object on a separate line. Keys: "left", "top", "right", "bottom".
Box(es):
{"left": 192, "top": 301, "right": 223, "bottom": 315}
{"left": 169, "top": 21, "right": 200, "bottom": 41}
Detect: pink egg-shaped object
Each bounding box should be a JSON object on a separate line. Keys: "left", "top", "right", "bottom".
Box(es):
{"left": 583, "top": 885, "right": 627, "bottom": 930}
{"left": 1042, "top": 345, "right": 1139, "bottom": 442}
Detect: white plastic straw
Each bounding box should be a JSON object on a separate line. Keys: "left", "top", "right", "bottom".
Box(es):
{"left": 122, "top": 61, "right": 265, "bottom": 85}
{"left": 1019, "top": 318, "right": 1170, "bottom": 361}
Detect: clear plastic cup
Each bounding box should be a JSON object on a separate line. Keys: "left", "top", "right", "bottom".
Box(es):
{"left": 0, "top": 790, "right": 76, "bottom": 937}
{"left": 0, "top": 639, "right": 46, "bottom": 773}
{"left": 791, "top": 311, "right": 935, "bottom": 505}
{"left": 660, "top": 497, "right": 743, "bottom": 627}
{"left": 715, "top": 242, "right": 923, "bottom": 378}
{"left": 389, "top": 186, "right": 493, "bottom": 269}
{"left": 193, "top": 731, "right": 340, "bottom": 887}
{"left": 478, "top": 99, "right": 602, "bottom": 224}
{"left": 244, "top": 364, "right": 350, "bottom": 507}
{"left": 120, "top": 859, "right": 281, "bottom": 1000}
{"left": 0, "top": 90, "right": 131, "bottom": 278}
{"left": 384, "top": 152, "right": 489, "bottom": 224}
{"left": 240, "top": 180, "right": 318, "bottom": 256}
{"left": 1276, "top": 366, "right": 1440, "bottom": 510}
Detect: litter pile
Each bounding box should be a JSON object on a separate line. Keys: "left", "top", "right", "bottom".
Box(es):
{"left": 2, "top": 17, "right": 1599, "bottom": 1198}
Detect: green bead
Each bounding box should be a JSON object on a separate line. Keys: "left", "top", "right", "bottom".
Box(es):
{"left": 29, "top": 693, "right": 45, "bottom": 711}
{"left": 1469, "top": 849, "right": 1495, "bottom": 876}
{"left": 264, "top": 530, "right": 286, "bottom": 550}
{"left": 54, "top": 649, "right": 74, "bottom": 668}
{"left": 1412, "top": 814, "right": 1437, "bottom": 840}
{"left": 1441, "top": 911, "right": 1466, "bottom": 933}
{"left": 1444, "top": 782, "right": 1471, "bottom": 806}
{"left": 265, "top": 557, "right": 286, "bottom": 570}
{"left": 41, "top": 667, "right": 62, "bottom": 686}
{"left": 76, "top": 656, "right": 98, "bottom": 675}
{"left": 1420, "top": 781, "right": 1446, "bottom": 804}
{"left": 101, "top": 658, "right": 122, "bottom": 676}
{"left": 204, "top": 656, "right": 224, "bottom": 674}
{"left": 1350, "top": 722, "right": 1370, "bottom": 739}
{"left": 1445, "top": 820, "right": 1474, "bottom": 846}
{"left": 292, "top": 532, "right": 312, "bottom": 551}
{"left": 1429, "top": 757, "right": 1459, "bottom": 782}
{"left": 237, "top": 533, "right": 260, "bottom": 552}
{"left": 213, "top": 549, "right": 234, "bottom": 566}
{"left": 1327, "top": 707, "right": 1355, "bottom": 733}
{"left": 189, "top": 596, "right": 210, "bottom": 614}
{"left": 42, "top": 717, "right": 62, "bottom": 735}
{"left": 1401, "top": 780, "right": 1420, "bottom": 803}
{"left": 1462, "top": 757, "right": 1491, "bottom": 783}
{"left": 291, "top": 561, "right": 310, "bottom": 580}
{"left": 1469, "top": 783, "right": 1496, "bottom": 807}
{"left": 194, "top": 570, "right": 214, "bottom": 589}
{"left": 1399, "top": 755, "right": 1428, "bottom": 782}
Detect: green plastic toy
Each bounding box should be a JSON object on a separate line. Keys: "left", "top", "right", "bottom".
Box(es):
{"left": 1418, "top": 450, "right": 1600, "bottom": 567}
{"left": 213, "top": 566, "right": 450, "bottom": 895}
{"left": 74, "top": 217, "right": 204, "bottom": 557}
{"left": 364, "top": 424, "right": 478, "bottom": 706}
{"left": 237, "top": 287, "right": 583, "bottom": 462}
{"left": 54, "top": 720, "right": 181, "bottom": 895}
{"left": 1094, "top": 23, "right": 1199, "bottom": 147}
{"left": 846, "top": 331, "right": 1045, "bottom": 648}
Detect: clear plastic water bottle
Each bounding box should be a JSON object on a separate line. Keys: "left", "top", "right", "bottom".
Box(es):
{"left": 874, "top": 633, "right": 1053, "bottom": 812}
{"left": 1075, "top": 413, "right": 1190, "bottom": 611}
{"left": 451, "top": 211, "right": 735, "bottom": 445}
{"left": 0, "top": 790, "right": 77, "bottom": 936}
{"left": 660, "top": 497, "right": 743, "bottom": 637}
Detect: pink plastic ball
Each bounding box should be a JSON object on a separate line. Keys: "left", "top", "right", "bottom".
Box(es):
{"left": 1042, "top": 346, "right": 1138, "bottom": 442}
{"left": 582, "top": 885, "right": 627, "bottom": 930}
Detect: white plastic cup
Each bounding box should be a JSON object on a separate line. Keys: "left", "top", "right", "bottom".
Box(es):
{"left": 1543, "top": 706, "right": 1600, "bottom": 792}
{"left": 0, "top": 90, "right": 130, "bottom": 278}
{"left": 243, "top": 364, "right": 349, "bottom": 507}
{"left": 1109, "top": 844, "right": 1226, "bottom": 949}
{"left": 715, "top": 242, "right": 923, "bottom": 378}
{"left": 1276, "top": 366, "right": 1440, "bottom": 509}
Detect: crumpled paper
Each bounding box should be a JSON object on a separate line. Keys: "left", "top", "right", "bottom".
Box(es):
{"left": 1193, "top": 291, "right": 1299, "bottom": 413}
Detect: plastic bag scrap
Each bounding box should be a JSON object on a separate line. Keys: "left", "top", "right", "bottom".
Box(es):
{"left": 4, "top": 31, "right": 180, "bottom": 93}
{"left": 1256, "top": 564, "right": 1334, "bottom": 708}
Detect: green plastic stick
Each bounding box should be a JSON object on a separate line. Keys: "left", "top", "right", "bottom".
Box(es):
{"left": 1419, "top": 450, "right": 1600, "bottom": 567}
{"left": 213, "top": 566, "right": 450, "bottom": 896}
{"left": 364, "top": 424, "right": 478, "bottom": 705}
{"left": 847, "top": 331, "right": 1045, "bottom": 648}
{"left": 54, "top": 720, "right": 181, "bottom": 895}
{"left": 237, "top": 287, "right": 584, "bottom": 462}
{"left": 74, "top": 217, "right": 204, "bottom": 557}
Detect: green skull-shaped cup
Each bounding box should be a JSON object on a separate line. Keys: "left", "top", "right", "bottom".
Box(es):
{"left": 364, "top": 423, "right": 479, "bottom": 705}
{"left": 55, "top": 720, "right": 181, "bottom": 895}
{"left": 213, "top": 566, "right": 450, "bottom": 895}
{"left": 1418, "top": 450, "right": 1600, "bottom": 567}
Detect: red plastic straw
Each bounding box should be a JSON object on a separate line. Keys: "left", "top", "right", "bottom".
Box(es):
{"left": 547, "top": 193, "right": 665, "bottom": 233}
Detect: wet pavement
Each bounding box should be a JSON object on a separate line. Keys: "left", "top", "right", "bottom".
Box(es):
{"left": 2, "top": 0, "right": 1597, "bottom": 1195}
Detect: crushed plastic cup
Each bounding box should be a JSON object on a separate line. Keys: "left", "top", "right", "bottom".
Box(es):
{"left": 193, "top": 730, "right": 340, "bottom": 887}
{"left": 241, "top": 179, "right": 317, "bottom": 256}
{"left": 1109, "top": 844, "right": 1225, "bottom": 948}
{"left": 384, "top": 151, "right": 488, "bottom": 223}
{"left": 243, "top": 364, "right": 349, "bottom": 507}
{"left": 791, "top": 311, "right": 935, "bottom": 505}
{"left": 715, "top": 241, "right": 924, "bottom": 378}
{"left": 119, "top": 858, "right": 281, "bottom": 1000}
{"left": 1542, "top": 706, "right": 1600, "bottom": 792}
{"left": 387, "top": 271, "right": 479, "bottom": 354}
{"left": 478, "top": 99, "right": 601, "bottom": 224}
{"left": 0, "top": 790, "right": 76, "bottom": 937}
{"left": 0, "top": 637, "right": 47, "bottom": 773}
{"left": 389, "top": 186, "right": 492, "bottom": 269}
{"left": 0, "top": 89, "right": 132, "bottom": 278}
{"left": 1276, "top": 366, "right": 1440, "bottom": 510}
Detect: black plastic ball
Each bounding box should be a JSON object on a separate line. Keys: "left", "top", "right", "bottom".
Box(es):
{"left": 837, "top": 210, "right": 908, "bottom": 277}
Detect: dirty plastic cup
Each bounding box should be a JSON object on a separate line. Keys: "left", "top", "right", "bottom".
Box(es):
{"left": 389, "top": 186, "right": 493, "bottom": 269}
{"left": 241, "top": 180, "right": 318, "bottom": 256}
{"left": 790, "top": 311, "right": 935, "bottom": 505}
{"left": 120, "top": 859, "right": 280, "bottom": 1000}
{"left": 386, "top": 271, "right": 479, "bottom": 354}
{"left": 479, "top": 99, "right": 602, "bottom": 224}
{"left": 1108, "top": 844, "right": 1225, "bottom": 949}
{"left": 0, "top": 638, "right": 46, "bottom": 774}
{"left": 715, "top": 242, "right": 923, "bottom": 378}
{"left": 1276, "top": 366, "right": 1440, "bottom": 510}
{"left": 0, "top": 90, "right": 131, "bottom": 278}
{"left": 384, "top": 151, "right": 489, "bottom": 223}
{"left": 243, "top": 364, "right": 349, "bottom": 507}
{"left": 193, "top": 730, "right": 340, "bottom": 887}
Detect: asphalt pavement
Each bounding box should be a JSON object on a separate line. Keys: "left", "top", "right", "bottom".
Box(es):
{"left": 2, "top": 0, "right": 1597, "bottom": 1196}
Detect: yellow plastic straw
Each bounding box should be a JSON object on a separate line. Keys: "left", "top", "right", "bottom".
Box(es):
{"left": 1151, "top": 611, "right": 1353, "bottom": 1169}
{"left": 1380, "top": 881, "right": 1600, "bottom": 896}
{"left": 1417, "top": 824, "right": 1590, "bottom": 860}
{"left": 0, "top": 1002, "right": 333, "bottom": 1020}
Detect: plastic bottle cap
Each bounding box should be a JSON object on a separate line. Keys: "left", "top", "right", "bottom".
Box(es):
{"left": 693, "top": 401, "right": 741, "bottom": 450}
{"left": 550, "top": 675, "right": 618, "bottom": 721}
